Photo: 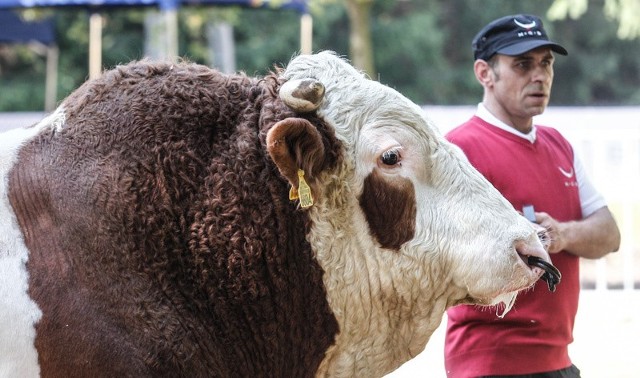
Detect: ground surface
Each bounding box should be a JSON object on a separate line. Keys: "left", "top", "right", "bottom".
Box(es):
{"left": 0, "top": 112, "right": 43, "bottom": 131}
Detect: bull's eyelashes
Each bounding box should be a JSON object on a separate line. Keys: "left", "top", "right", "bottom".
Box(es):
{"left": 380, "top": 148, "right": 401, "bottom": 166}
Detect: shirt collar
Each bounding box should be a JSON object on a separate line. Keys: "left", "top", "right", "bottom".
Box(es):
{"left": 476, "top": 103, "right": 537, "bottom": 143}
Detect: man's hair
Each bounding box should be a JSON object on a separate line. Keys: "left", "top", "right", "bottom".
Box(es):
{"left": 486, "top": 55, "right": 500, "bottom": 80}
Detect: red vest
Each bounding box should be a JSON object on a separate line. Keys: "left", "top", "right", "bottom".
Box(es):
{"left": 444, "top": 116, "right": 583, "bottom": 377}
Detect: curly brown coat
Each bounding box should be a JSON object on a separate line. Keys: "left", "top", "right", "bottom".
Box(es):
{"left": 10, "top": 60, "right": 342, "bottom": 377}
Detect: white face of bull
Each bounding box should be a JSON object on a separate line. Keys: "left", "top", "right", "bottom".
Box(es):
{"left": 279, "top": 51, "right": 551, "bottom": 376}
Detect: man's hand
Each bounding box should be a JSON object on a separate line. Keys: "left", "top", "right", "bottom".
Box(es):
{"left": 533, "top": 207, "right": 620, "bottom": 259}
{"left": 533, "top": 211, "right": 565, "bottom": 254}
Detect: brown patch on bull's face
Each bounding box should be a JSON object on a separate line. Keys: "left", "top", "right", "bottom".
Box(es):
{"left": 359, "top": 170, "right": 417, "bottom": 250}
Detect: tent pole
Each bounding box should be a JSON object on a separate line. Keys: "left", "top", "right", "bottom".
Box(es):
{"left": 45, "top": 45, "right": 59, "bottom": 111}
{"left": 164, "top": 8, "right": 178, "bottom": 60}
{"left": 89, "top": 11, "right": 102, "bottom": 79}
{"left": 300, "top": 13, "right": 312, "bottom": 54}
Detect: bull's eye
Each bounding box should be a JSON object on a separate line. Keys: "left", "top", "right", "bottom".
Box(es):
{"left": 381, "top": 149, "right": 400, "bottom": 165}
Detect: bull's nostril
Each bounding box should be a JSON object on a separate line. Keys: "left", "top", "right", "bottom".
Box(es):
{"left": 515, "top": 246, "right": 527, "bottom": 263}
{"left": 513, "top": 237, "right": 548, "bottom": 263}
{"left": 514, "top": 239, "right": 529, "bottom": 258}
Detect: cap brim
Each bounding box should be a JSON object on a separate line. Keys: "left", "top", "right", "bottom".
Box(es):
{"left": 498, "top": 40, "right": 568, "bottom": 56}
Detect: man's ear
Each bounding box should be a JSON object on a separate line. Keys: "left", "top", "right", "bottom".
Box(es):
{"left": 474, "top": 59, "right": 493, "bottom": 87}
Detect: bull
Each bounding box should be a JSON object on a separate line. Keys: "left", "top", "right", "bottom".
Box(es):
{"left": 0, "top": 51, "right": 553, "bottom": 377}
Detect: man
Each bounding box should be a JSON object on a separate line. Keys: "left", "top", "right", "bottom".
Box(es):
{"left": 444, "top": 14, "right": 621, "bottom": 378}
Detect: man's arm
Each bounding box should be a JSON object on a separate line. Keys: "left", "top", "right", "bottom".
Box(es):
{"left": 535, "top": 206, "right": 621, "bottom": 259}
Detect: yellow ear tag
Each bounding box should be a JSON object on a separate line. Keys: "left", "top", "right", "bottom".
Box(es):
{"left": 296, "top": 169, "right": 314, "bottom": 208}
{"left": 289, "top": 186, "right": 299, "bottom": 201}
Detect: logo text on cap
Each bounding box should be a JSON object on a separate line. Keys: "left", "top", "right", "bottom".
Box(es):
{"left": 517, "top": 30, "right": 543, "bottom": 38}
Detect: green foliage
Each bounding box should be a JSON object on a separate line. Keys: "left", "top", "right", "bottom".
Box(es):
{"left": 371, "top": 1, "right": 446, "bottom": 102}
{"left": 233, "top": 8, "right": 303, "bottom": 74}
{"left": 551, "top": 6, "right": 640, "bottom": 104}
{"left": 548, "top": 0, "right": 640, "bottom": 39}
{"left": 179, "top": 7, "right": 239, "bottom": 63}
{"left": 1, "top": 0, "right": 640, "bottom": 111}
{"left": 0, "top": 45, "right": 47, "bottom": 110}
{"left": 54, "top": 10, "right": 146, "bottom": 98}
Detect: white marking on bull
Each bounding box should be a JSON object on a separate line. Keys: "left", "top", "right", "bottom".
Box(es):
{"left": 0, "top": 107, "right": 65, "bottom": 377}
{"left": 46, "top": 106, "right": 67, "bottom": 133}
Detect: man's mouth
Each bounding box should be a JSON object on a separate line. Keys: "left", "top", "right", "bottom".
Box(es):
{"left": 528, "top": 92, "right": 547, "bottom": 98}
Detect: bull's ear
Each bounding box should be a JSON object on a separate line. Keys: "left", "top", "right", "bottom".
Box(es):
{"left": 266, "top": 117, "right": 325, "bottom": 208}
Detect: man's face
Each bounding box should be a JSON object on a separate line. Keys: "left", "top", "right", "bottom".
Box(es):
{"left": 488, "top": 47, "right": 555, "bottom": 122}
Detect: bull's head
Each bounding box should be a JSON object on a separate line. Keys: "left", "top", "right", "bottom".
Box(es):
{"left": 275, "top": 51, "right": 557, "bottom": 377}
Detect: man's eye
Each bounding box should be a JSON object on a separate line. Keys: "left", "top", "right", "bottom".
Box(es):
{"left": 381, "top": 149, "right": 400, "bottom": 165}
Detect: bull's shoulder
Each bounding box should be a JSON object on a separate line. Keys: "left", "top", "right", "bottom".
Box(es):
{"left": 61, "top": 60, "right": 275, "bottom": 135}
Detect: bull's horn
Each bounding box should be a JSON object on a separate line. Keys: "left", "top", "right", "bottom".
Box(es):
{"left": 279, "top": 79, "right": 325, "bottom": 113}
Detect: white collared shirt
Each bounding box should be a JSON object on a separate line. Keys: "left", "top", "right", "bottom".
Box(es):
{"left": 476, "top": 103, "right": 537, "bottom": 143}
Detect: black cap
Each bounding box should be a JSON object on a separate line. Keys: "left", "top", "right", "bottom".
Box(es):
{"left": 472, "top": 14, "right": 568, "bottom": 61}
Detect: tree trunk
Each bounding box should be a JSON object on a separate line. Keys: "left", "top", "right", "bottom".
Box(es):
{"left": 346, "top": 0, "right": 376, "bottom": 78}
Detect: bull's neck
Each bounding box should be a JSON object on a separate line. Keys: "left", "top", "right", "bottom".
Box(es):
{"left": 307, "top": 202, "right": 453, "bottom": 377}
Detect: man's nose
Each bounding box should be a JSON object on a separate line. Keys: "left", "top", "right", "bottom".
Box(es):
{"left": 532, "top": 64, "right": 552, "bottom": 83}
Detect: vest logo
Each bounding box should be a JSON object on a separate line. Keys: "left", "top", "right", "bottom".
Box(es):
{"left": 558, "top": 166, "right": 574, "bottom": 179}
{"left": 558, "top": 166, "right": 578, "bottom": 187}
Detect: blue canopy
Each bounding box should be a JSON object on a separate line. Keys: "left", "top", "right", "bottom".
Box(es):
{"left": 0, "top": 0, "right": 307, "bottom": 12}
{"left": 0, "top": 0, "right": 311, "bottom": 111}
{"left": 0, "top": 10, "right": 55, "bottom": 45}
